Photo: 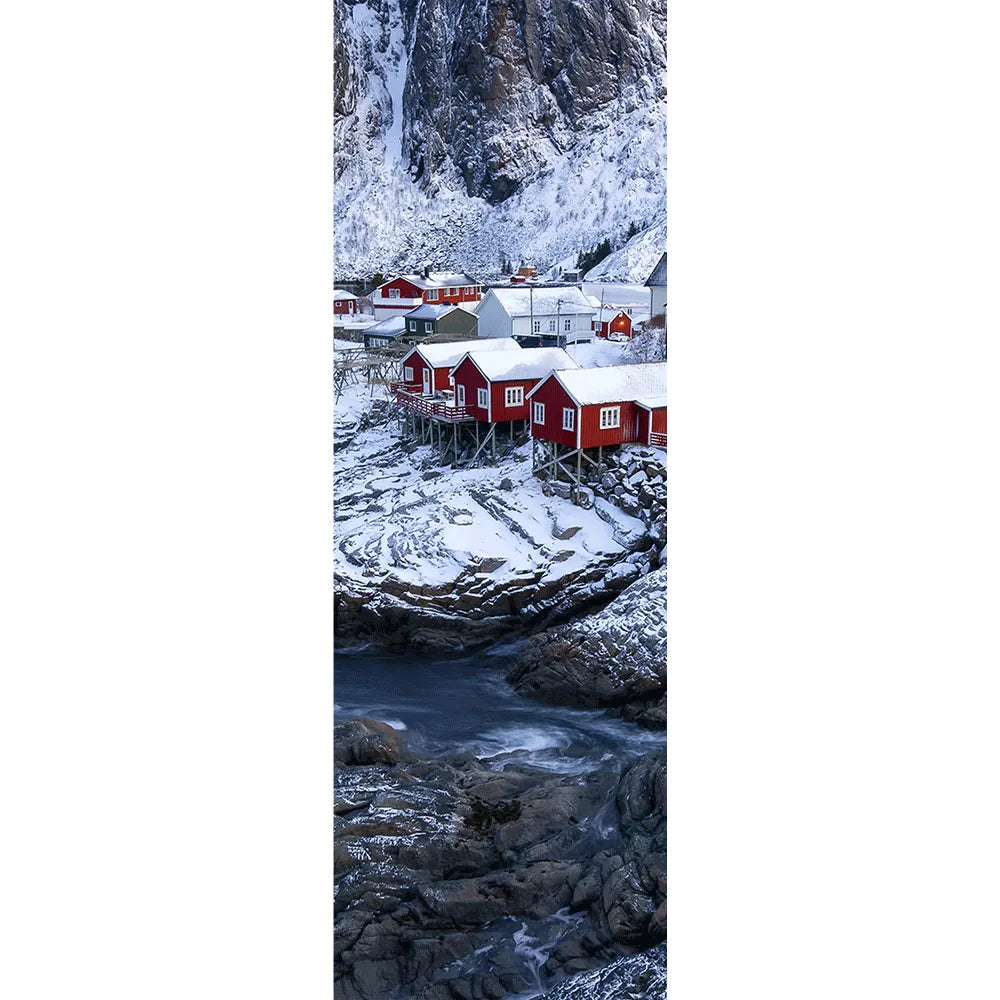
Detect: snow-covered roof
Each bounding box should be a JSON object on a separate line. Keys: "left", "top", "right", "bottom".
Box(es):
{"left": 388, "top": 271, "right": 478, "bottom": 290}
{"left": 594, "top": 307, "right": 630, "bottom": 322}
{"left": 528, "top": 361, "right": 667, "bottom": 405}
{"left": 333, "top": 289, "right": 358, "bottom": 300}
{"left": 413, "top": 337, "right": 520, "bottom": 369}
{"left": 405, "top": 303, "right": 461, "bottom": 320}
{"left": 453, "top": 347, "right": 579, "bottom": 381}
{"left": 365, "top": 316, "right": 407, "bottom": 336}
{"left": 483, "top": 286, "right": 596, "bottom": 317}
{"left": 644, "top": 252, "right": 667, "bottom": 288}
{"left": 635, "top": 394, "right": 668, "bottom": 410}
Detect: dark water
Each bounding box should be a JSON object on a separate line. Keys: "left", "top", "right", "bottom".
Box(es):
{"left": 334, "top": 643, "right": 663, "bottom": 772}
{"left": 335, "top": 644, "right": 665, "bottom": 999}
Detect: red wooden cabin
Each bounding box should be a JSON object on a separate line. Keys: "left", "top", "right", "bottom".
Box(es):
{"left": 333, "top": 290, "right": 358, "bottom": 315}
{"left": 527, "top": 362, "right": 668, "bottom": 449}
{"left": 448, "top": 348, "right": 578, "bottom": 424}
{"left": 398, "top": 338, "right": 520, "bottom": 396}
{"left": 592, "top": 308, "right": 633, "bottom": 339}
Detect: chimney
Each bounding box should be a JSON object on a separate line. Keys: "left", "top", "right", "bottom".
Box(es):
{"left": 423, "top": 263, "right": 431, "bottom": 280}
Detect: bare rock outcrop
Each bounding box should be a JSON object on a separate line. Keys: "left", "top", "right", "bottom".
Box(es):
{"left": 507, "top": 567, "right": 667, "bottom": 728}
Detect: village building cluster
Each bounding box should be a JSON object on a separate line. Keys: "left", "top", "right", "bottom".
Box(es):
{"left": 335, "top": 254, "right": 667, "bottom": 482}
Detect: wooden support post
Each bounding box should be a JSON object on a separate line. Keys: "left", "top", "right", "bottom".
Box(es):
{"left": 576, "top": 449, "right": 582, "bottom": 484}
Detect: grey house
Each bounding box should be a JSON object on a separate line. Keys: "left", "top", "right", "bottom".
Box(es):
{"left": 403, "top": 303, "right": 478, "bottom": 341}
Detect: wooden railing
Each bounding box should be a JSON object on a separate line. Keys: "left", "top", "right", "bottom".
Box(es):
{"left": 392, "top": 385, "right": 474, "bottom": 421}
{"left": 649, "top": 431, "right": 668, "bottom": 447}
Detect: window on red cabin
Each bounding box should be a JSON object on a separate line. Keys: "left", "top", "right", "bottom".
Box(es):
{"left": 533, "top": 402, "right": 545, "bottom": 424}
{"left": 427, "top": 289, "right": 438, "bottom": 301}
{"left": 599, "top": 406, "right": 620, "bottom": 429}
{"left": 388, "top": 289, "right": 400, "bottom": 299}
{"left": 505, "top": 386, "right": 524, "bottom": 407}
{"left": 457, "top": 384, "right": 466, "bottom": 406}
{"left": 403, "top": 366, "right": 414, "bottom": 382}
{"left": 477, "top": 387, "right": 488, "bottom": 408}
{"left": 562, "top": 408, "right": 575, "bottom": 431}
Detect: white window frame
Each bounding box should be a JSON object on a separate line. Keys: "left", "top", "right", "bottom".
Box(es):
{"left": 505, "top": 386, "right": 524, "bottom": 408}
{"left": 409, "top": 320, "right": 417, "bottom": 331}
{"left": 477, "top": 387, "right": 488, "bottom": 408}
{"left": 548, "top": 319, "right": 556, "bottom": 332}
{"left": 564, "top": 318, "right": 571, "bottom": 331}
{"left": 456, "top": 384, "right": 466, "bottom": 406}
{"left": 533, "top": 402, "right": 545, "bottom": 424}
{"left": 388, "top": 288, "right": 400, "bottom": 299}
{"left": 403, "top": 366, "right": 414, "bottom": 382}
{"left": 562, "top": 407, "right": 575, "bottom": 431}
{"left": 427, "top": 289, "right": 439, "bottom": 301}
{"left": 599, "top": 406, "right": 620, "bottom": 429}
{"left": 424, "top": 321, "right": 433, "bottom": 333}
{"left": 533, "top": 320, "right": 541, "bottom": 333}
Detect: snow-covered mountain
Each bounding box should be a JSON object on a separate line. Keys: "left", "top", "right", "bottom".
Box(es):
{"left": 334, "top": 0, "right": 667, "bottom": 280}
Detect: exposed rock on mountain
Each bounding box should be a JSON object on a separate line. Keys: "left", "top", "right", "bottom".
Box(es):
{"left": 333, "top": 0, "right": 667, "bottom": 276}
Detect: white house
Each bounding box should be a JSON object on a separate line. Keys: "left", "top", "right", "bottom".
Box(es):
{"left": 474, "top": 286, "right": 596, "bottom": 344}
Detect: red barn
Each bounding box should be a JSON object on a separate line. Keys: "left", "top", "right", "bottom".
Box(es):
{"left": 528, "top": 361, "right": 668, "bottom": 451}
{"left": 449, "top": 347, "right": 578, "bottom": 424}
{"left": 372, "top": 271, "right": 483, "bottom": 318}
{"left": 592, "top": 307, "right": 633, "bottom": 339}
{"left": 333, "top": 289, "right": 359, "bottom": 316}
{"left": 397, "top": 338, "right": 520, "bottom": 396}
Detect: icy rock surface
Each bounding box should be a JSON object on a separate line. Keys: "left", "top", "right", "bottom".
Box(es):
{"left": 333, "top": 0, "right": 667, "bottom": 276}
{"left": 507, "top": 566, "right": 667, "bottom": 728}
{"left": 335, "top": 720, "right": 665, "bottom": 1000}
{"left": 534, "top": 943, "right": 667, "bottom": 999}
{"left": 334, "top": 383, "right": 656, "bottom": 650}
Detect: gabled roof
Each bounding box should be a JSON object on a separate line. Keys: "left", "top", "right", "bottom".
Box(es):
{"left": 594, "top": 307, "right": 631, "bottom": 323}
{"left": 481, "top": 286, "right": 596, "bottom": 317}
{"left": 635, "top": 394, "right": 669, "bottom": 410}
{"left": 527, "top": 361, "right": 668, "bottom": 405}
{"left": 333, "top": 289, "right": 358, "bottom": 300}
{"left": 401, "top": 337, "right": 520, "bottom": 370}
{"left": 405, "top": 303, "right": 461, "bottom": 320}
{"left": 450, "top": 347, "right": 579, "bottom": 382}
{"left": 364, "top": 316, "right": 407, "bottom": 337}
{"left": 645, "top": 252, "right": 667, "bottom": 288}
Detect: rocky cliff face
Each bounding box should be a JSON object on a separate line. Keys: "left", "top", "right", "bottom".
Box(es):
{"left": 334, "top": 0, "right": 667, "bottom": 276}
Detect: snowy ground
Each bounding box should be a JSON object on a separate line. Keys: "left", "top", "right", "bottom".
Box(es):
{"left": 334, "top": 384, "right": 646, "bottom": 593}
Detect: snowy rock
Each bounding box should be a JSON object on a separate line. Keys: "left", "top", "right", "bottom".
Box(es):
{"left": 507, "top": 567, "right": 667, "bottom": 728}
{"left": 334, "top": 383, "right": 653, "bottom": 651}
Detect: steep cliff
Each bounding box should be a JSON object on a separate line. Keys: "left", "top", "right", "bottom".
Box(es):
{"left": 333, "top": 0, "right": 667, "bottom": 278}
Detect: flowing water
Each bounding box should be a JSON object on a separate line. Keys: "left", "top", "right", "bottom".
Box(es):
{"left": 335, "top": 645, "right": 665, "bottom": 999}
{"left": 335, "top": 645, "right": 663, "bottom": 773}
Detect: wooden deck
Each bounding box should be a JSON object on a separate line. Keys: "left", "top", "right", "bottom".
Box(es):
{"left": 391, "top": 384, "right": 474, "bottom": 422}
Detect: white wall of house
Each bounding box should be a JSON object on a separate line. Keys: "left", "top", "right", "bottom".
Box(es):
{"left": 513, "top": 311, "right": 594, "bottom": 339}
{"left": 474, "top": 293, "right": 514, "bottom": 338}
{"left": 650, "top": 286, "right": 666, "bottom": 317}
{"left": 475, "top": 291, "right": 595, "bottom": 340}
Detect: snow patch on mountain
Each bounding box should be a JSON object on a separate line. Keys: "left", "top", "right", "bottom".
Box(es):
{"left": 584, "top": 217, "right": 668, "bottom": 283}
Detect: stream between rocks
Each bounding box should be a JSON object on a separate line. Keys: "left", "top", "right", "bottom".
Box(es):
{"left": 335, "top": 647, "right": 666, "bottom": 1000}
